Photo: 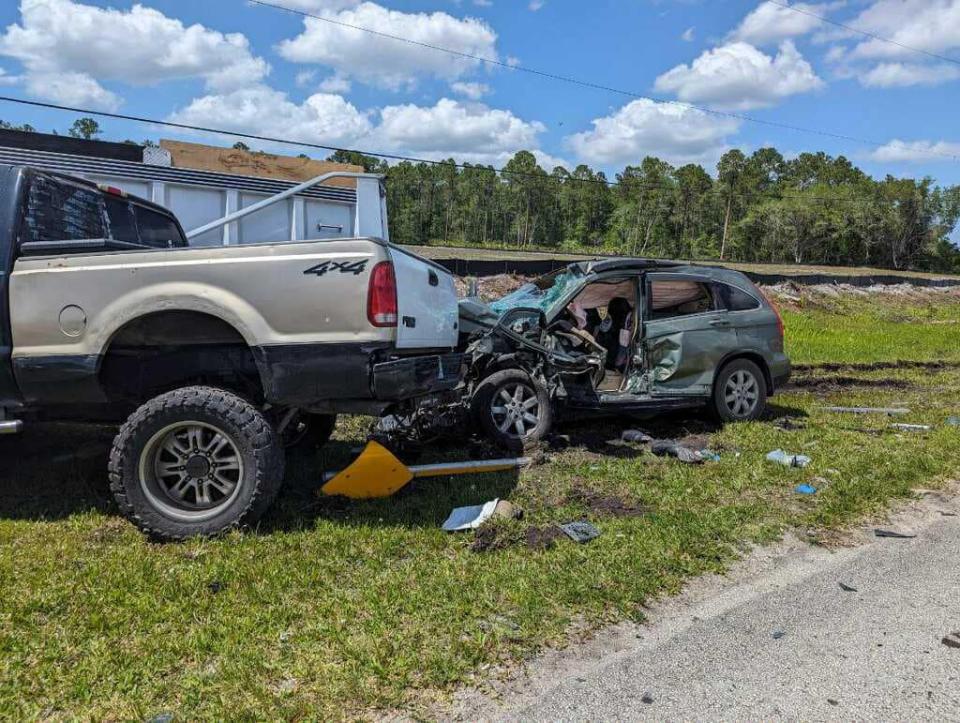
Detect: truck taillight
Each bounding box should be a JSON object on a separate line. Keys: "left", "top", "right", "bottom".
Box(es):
{"left": 367, "top": 261, "right": 398, "bottom": 327}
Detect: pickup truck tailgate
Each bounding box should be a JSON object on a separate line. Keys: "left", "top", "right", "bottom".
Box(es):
{"left": 390, "top": 245, "right": 459, "bottom": 350}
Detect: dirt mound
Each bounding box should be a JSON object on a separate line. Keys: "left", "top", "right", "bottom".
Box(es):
{"left": 761, "top": 281, "right": 960, "bottom": 309}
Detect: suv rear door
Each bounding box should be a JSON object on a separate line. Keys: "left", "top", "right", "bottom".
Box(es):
{"left": 644, "top": 273, "right": 736, "bottom": 398}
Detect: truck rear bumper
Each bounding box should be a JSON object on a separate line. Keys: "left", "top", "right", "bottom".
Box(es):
{"left": 258, "top": 342, "right": 464, "bottom": 408}
{"left": 372, "top": 353, "right": 464, "bottom": 401}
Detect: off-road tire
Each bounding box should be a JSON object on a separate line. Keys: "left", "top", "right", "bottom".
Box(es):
{"left": 109, "top": 386, "right": 285, "bottom": 541}
{"left": 712, "top": 358, "right": 767, "bottom": 422}
{"left": 472, "top": 369, "right": 553, "bottom": 451}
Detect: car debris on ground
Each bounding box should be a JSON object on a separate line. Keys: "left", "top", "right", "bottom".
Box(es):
{"left": 891, "top": 423, "right": 932, "bottom": 431}
{"left": 443, "top": 500, "right": 502, "bottom": 532}
{"left": 558, "top": 521, "right": 601, "bottom": 544}
{"left": 650, "top": 440, "right": 718, "bottom": 464}
{"left": 767, "top": 449, "right": 812, "bottom": 468}
{"left": 821, "top": 406, "right": 911, "bottom": 415}
{"left": 874, "top": 529, "right": 917, "bottom": 539}
{"left": 621, "top": 429, "right": 654, "bottom": 444}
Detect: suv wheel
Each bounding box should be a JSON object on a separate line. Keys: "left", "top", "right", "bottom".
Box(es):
{"left": 472, "top": 369, "right": 552, "bottom": 450}
{"left": 109, "top": 386, "right": 285, "bottom": 541}
{"left": 713, "top": 359, "right": 767, "bottom": 422}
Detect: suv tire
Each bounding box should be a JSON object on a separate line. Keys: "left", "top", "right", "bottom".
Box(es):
{"left": 109, "top": 386, "right": 285, "bottom": 541}
{"left": 473, "top": 369, "right": 552, "bottom": 450}
{"left": 712, "top": 359, "right": 767, "bottom": 422}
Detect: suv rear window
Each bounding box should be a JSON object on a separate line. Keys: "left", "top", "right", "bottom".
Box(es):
{"left": 717, "top": 283, "right": 761, "bottom": 311}
{"left": 649, "top": 279, "right": 715, "bottom": 319}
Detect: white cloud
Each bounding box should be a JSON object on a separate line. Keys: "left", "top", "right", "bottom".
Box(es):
{"left": 277, "top": 2, "right": 498, "bottom": 90}
{"left": 681, "top": 27, "right": 696, "bottom": 42}
{"left": 26, "top": 71, "right": 121, "bottom": 111}
{"left": 566, "top": 98, "right": 740, "bottom": 167}
{"left": 0, "top": 68, "right": 19, "bottom": 86}
{"left": 295, "top": 70, "right": 316, "bottom": 88}
{"left": 732, "top": 1, "right": 838, "bottom": 45}
{"left": 169, "top": 86, "right": 373, "bottom": 147}
{"left": 529, "top": 0, "right": 545, "bottom": 10}
{"left": 374, "top": 98, "right": 544, "bottom": 158}
{"left": 473, "top": 0, "right": 493, "bottom": 6}
{"left": 654, "top": 41, "right": 824, "bottom": 110}
{"left": 870, "top": 138, "right": 960, "bottom": 162}
{"left": 860, "top": 61, "right": 960, "bottom": 86}
{"left": 273, "top": 0, "right": 362, "bottom": 10}
{"left": 0, "top": 0, "right": 269, "bottom": 109}
{"left": 845, "top": 0, "right": 960, "bottom": 60}
{"left": 451, "top": 81, "right": 490, "bottom": 99}
{"left": 169, "top": 87, "right": 555, "bottom": 168}
{"left": 318, "top": 74, "right": 352, "bottom": 93}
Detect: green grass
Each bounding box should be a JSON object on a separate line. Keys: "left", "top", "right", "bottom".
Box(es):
{"left": 2, "top": 292, "right": 960, "bottom": 719}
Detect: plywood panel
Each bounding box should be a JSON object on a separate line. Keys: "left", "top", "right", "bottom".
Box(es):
{"left": 159, "top": 140, "right": 365, "bottom": 189}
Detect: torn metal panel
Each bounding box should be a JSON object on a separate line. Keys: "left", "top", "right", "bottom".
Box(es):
{"left": 647, "top": 332, "right": 683, "bottom": 382}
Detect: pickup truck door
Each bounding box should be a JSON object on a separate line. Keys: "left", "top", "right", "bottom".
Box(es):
{"left": 644, "top": 273, "right": 735, "bottom": 398}
{"left": 390, "top": 246, "right": 459, "bottom": 350}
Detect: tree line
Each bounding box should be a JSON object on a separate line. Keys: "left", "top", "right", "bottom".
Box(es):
{"left": 331, "top": 148, "right": 960, "bottom": 273}
{"left": 3, "top": 118, "right": 957, "bottom": 271}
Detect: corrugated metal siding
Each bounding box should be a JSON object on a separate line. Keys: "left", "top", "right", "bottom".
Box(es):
{"left": 0, "top": 146, "right": 357, "bottom": 204}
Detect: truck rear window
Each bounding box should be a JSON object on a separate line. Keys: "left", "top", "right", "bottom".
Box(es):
{"left": 21, "top": 175, "right": 105, "bottom": 243}
{"left": 20, "top": 173, "right": 187, "bottom": 250}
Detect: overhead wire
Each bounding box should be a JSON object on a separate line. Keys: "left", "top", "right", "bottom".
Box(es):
{"left": 250, "top": 0, "right": 960, "bottom": 162}
{"left": 768, "top": 0, "right": 960, "bottom": 68}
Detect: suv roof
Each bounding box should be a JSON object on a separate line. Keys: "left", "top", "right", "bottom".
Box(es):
{"left": 573, "top": 257, "right": 753, "bottom": 286}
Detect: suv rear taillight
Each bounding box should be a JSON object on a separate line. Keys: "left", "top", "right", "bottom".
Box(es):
{"left": 760, "top": 288, "right": 785, "bottom": 338}
{"left": 367, "top": 261, "right": 398, "bottom": 327}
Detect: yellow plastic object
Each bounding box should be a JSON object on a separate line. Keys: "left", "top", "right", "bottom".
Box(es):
{"left": 320, "top": 441, "right": 413, "bottom": 499}
{"left": 320, "top": 442, "right": 533, "bottom": 499}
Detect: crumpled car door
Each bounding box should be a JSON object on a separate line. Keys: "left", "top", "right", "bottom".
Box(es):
{"left": 644, "top": 274, "right": 735, "bottom": 397}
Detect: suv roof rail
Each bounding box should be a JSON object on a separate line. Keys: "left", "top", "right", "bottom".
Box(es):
{"left": 577, "top": 258, "right": 686, "bottom": 274}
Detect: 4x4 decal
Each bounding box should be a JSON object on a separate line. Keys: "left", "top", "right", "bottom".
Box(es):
{"left": 303, "top": 259, "right": 368, "bottom": 277}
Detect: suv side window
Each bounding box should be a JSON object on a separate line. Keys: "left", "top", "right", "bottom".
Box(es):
{"left": 648, "top": 278, "right": 715, "bottom": 320}
{"left": 133, "top": 205, "right": 187, "bottom": 248}
{"left": 717, "top": 283, "right": 761, "bottom": 312}
{"left": 20, "top": 174, "right": 105, "bottom": 243}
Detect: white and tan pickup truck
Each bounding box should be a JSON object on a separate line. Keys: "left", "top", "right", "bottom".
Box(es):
{"left": 0, "top": 165, "right": 461, "bottom": 539}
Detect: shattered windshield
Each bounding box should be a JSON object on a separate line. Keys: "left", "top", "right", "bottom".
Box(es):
{"left": 489, "top": 268, "right": 584, "bottom": 316}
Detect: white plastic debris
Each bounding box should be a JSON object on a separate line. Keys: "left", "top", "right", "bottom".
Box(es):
{"left": 766, "top": 449, "right": 812, "bottom": 468}
{"left": 442, "top": 499, "right": 500, "bottom": 532}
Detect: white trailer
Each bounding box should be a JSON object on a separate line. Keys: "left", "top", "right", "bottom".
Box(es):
{"left": 0, "top": 140, "right": 389, "bottom": 246}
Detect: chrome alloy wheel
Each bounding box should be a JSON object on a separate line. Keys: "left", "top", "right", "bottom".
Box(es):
{"left": 490, "top": 382, "right": 541, "bottom": 439}
{"left": 138, "top": 421, "right": 244, "bottom": 521}
{"left": 724, "top": 369, "right": 760, "bottom": 418}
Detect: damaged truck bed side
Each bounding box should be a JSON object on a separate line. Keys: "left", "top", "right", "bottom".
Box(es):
{"left": 459, "top": 259, "right": 791, "bottom": 448}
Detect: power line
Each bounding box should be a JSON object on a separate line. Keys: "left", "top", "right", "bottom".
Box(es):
{"left": 768, "top": 0, "right": 960, "bottom": 68}
{"left": 0, "top": 94, "right": 943, "bottom": 209}
{"left": 251, "top": 0, "right": 960, "bottom": 162}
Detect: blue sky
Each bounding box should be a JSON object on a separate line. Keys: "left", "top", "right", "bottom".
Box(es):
{"left": 0, "top": 0, "right": 958, "bottom": 186}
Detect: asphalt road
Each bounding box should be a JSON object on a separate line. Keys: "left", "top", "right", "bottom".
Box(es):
{"left": 451, "top": 492, "right": 960, "bottom": 721}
